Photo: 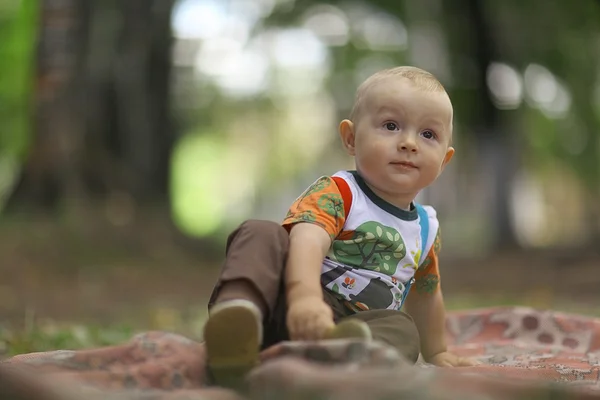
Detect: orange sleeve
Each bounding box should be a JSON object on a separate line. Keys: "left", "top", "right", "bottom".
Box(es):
{"left": 413, "top": 227, "right": 442, "bottom": 294}
{"left": 281, "top": 176, "right": 346, "bottom": 240}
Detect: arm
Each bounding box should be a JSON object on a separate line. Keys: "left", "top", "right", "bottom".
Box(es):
{"left": 281, "top": 176, "right": 347, "bottom": 340}
{"left": 285, "top": 222, "right": 331, "bottom": 304}
{"left": 404, "top": 228, "right": 479, "bottom": 367}
{"left": 405, "top": 285, "right": 476, "bottom": 367}
{"left": 284, "top": 223, "right": 338, "bottom": 340}
{"left": 404, "top": 286, "right": 447, "bottom": 361}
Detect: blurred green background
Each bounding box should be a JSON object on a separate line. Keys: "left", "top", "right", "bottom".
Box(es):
{"left": 3, "top": 0, "right": 600, "bottom": 355}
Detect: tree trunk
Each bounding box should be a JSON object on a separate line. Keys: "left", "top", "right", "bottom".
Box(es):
{"left": 6, "top": 0, "right": 175, "bottom": 213}
{"left": 5, "top": 0, "right": 84, "bottom": 211}
{"left": 445, "top": 0, "right": 520, "bottom": 251}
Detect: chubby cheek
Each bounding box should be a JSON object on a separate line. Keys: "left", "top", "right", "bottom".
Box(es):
{"left": 426, "top": 158, "right": 446, "bottom": 178}
{"left": 363, "top": 139, "right": 392, "bottom": 160}
{"left": 355, "top": 154, "right": 383, "bottom": 182}
{"left": 359, "top": 146, "right": 389, "bottom": 171}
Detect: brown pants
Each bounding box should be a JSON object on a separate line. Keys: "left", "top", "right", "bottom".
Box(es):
{"left": 208, "top": 220, "right": 421, "bottom": 363}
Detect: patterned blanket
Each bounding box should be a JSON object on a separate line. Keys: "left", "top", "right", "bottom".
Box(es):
{"left": 3, "top": 306, "right": 600, "bottom": 400}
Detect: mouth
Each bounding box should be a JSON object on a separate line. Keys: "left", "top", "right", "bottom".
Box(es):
{"left": 390, "top": 161, "right": 417, "bottom": 169}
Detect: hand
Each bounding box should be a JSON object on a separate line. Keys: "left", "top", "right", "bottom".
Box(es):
{"left": 427, "top": 351, "right": 480, "bottom": 367}
{"left": 286, "top": 296, "right": 335, "bottom": 341}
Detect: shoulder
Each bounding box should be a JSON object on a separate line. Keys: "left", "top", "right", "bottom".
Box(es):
{"left": 304, "top": 170, "right": 355, "bottom": 188}
{"left": 298, "top": 175, "right": 339, "bottom": 196}
{"left": 331, "top": 171, "right": 356, "bottom": 188}
{"left": 290, "top": 173, "right": 351, "bottom": 211}
{"left": 416, "top": 203, "right": 441, "bottom": 244}
{"left": 330, "top": 170, "right": 362, "bottom": 199}
{"left": 420, "top": 204, "right": 439, "bottom": 225}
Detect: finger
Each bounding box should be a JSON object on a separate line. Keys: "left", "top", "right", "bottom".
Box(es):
{"left": 293, "top": 318, "right": 308, "bottom": 341}
{"left": 433, "top": 359, "right": 453, "bottom": 367}
{"left": 287, "top": 314, "right": 304, "bottom": 341}
{"left": 304, "top": 317, "right": 321, "bottom": 341}
{"left": 299, "top": 314, "right": 319, "bottom": 341}
{"left": 286, "top": 314, "right": 296, "bottom": 339}
{"left": 297, "top": 324, "right": 310, "bottom": 341}
{"left": 309, "top": 314, "right": 332, "bottom": 340}
{"left": 307, "top": 318, "right": 323, "bottom": 340}
{"left": 459, "top": 357, "right": 481, "bottom": 367}
{"left": 290, "top": 326, "right": 302, "bottom": 341}
{"left": 316, "top": 317, "right": 335, "bottom": 339}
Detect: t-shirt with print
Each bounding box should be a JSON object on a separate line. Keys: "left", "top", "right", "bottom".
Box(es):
{"left": 282, "top": 170, "right": 442, "bottom": 312}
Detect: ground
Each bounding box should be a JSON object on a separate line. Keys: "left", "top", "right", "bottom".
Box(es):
{"left": 2, "top": 213, "right": 600, "bottom": 358}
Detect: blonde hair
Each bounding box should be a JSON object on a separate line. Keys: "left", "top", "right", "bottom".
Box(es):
{"left": 349, "top": 66, "right": 447, "bottom": 121}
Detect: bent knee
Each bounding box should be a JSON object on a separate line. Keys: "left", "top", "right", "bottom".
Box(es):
{"left": 355, "top": 310, "right": 421, "bottom": 364}
{"left": 240, "top": 219, "right": 289, "bottom": 246}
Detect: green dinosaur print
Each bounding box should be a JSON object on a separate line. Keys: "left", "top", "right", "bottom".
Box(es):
{"left": 289, "top": 210, "right": 317, "bottom": 224}
{"left": 416, "top": 228, "right": 441, "bottom": 271}
{"left": 289, "top": 177, "right": 332, "bottom": 216}
{"left": 302, "top": 176, "right": 331, "bottom": 197}
{"left": 415, "top": 274, "right": 439, "bottom": 294}
{"left": 318, "top": 193, "right": 344, "bottom": 219}
{"left": 433, "top": 227, "right": 441, "bottom": 254}
{"left": 331, "top": 221, "right": 406, "bottom": 276}
{"left": 285, "top": 209, "right": 293, "bottom": 220}
{"left": 419, "top": 256, "right": 432, "bottom": 270}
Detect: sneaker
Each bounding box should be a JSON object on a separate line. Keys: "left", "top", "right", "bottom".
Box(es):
{"left": 324, "top": 319, "right": 372, "bottom": 341}
{"left": 203, "top": 299, "right": 262, "bottom": 390}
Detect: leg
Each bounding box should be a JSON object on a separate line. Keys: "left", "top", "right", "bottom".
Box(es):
{"left": 208, "top": 219, "right": 289, "bottom": 317}
{"left": 204, "top": 220, "right": 289, "bottom": 390}
{"left": 321, "top": 289, "right": 373, "bottom": 340}
{"left": 339, "top": 310, "right": 421, "bottom": 363}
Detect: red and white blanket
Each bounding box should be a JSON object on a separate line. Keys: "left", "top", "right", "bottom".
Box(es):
{"left": 3, "top": 306, "right": 600, "bottom": 399}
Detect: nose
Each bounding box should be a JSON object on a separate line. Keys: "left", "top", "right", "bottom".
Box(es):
{"left": 398, "top": 132, "right": 418, "bottom": 153}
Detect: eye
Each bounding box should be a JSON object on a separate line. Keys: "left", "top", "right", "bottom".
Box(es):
{"left": 384, "top": 122, "right": 399, "bottom": 131}
{"left": 421, "top": 130, "right": 436, "bottom": 140}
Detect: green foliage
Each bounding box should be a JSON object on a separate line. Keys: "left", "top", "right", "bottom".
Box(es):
{"left": 414, "top": 274, "right": 439, "bottom": 294}
{"left": 331, "top": 222, "right": 406, "bottom": 275}
{"left": 0, "top": 304, "right": 210, "bottom": 358}
{"left": 1, "top": 321, "right": 135, "bottom": 357}
{"left": 0, "top": 0, "right": 37, "bottom": 159}
{"left": 318, "top": 193, "right": 344, "bottom": 218}
{"left": 491, "top": 0, "right": 600, "bottom": 186}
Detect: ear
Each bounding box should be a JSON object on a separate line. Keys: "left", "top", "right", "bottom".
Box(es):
{"left": 339, "top": 119, "right": 356, "bottom": 156}
{"left": 440, "top": 147, "right": 455, "bottom": 171}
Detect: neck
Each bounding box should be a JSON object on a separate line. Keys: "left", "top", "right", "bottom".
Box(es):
{"left": 362, "top": 181, "right": 415, "bottom": 210}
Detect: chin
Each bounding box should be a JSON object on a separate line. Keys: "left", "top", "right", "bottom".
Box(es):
{"left": 388, "top": 176, "right": 416, "bottom": 187}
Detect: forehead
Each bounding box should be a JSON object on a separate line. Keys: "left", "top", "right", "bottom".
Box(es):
{"left": 363, "top": 77, "right": 453, "bottom": 120}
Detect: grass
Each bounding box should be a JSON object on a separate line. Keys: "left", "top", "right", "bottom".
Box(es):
{"left": 0, "top": 213, "right": 220, "bottom": 358}
{"left": 1, "top": 305, "right": 210, "bottom": 358}
{"left": 3, "top": 294, "right": 600, "bottom": 359}
{"left": 1, "top": 320, "right": 136, "bottom": 357}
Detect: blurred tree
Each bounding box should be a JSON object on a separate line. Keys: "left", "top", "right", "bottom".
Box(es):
{"left": 443, "top": 0, "right": 520, "bottom": 250}
{"left": 0, "top": 0, "right": 37, "bottom": 208}
{"left": 488, "top": 0, "right": 600, "bottom": 247}
{"left": 5, "top": 0, "right": 175, "bottom": 213}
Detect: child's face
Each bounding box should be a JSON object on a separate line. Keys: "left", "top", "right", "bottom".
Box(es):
{"left": 340, "top": 77, "right": 454, "bottom": 207}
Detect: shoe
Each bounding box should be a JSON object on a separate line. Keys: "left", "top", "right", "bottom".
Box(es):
{"left": 203, "top": 299, "right": 262, "bottom": 390}
{"left": 324, "top": 319, "right": 372, "bottom": 341}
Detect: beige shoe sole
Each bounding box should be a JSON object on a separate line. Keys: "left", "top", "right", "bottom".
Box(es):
{"left": 204, "top": 300, "right": 262, "bottom": 389}
{"left": 325, "top": 319, "right": 372, "bottom": 341}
